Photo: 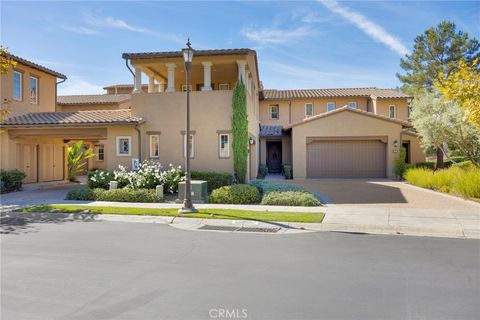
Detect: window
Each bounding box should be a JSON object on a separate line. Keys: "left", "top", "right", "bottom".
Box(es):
{"left": 305, "top": 103, "right": 314, "bottom": 117}
{"left": 183, "top": 134, "right": 194, "bottom": 158}
{"left": 219, "top": 134, "right": 230, "bottom": 158}
{"left": 13, "top": 71, "right": 22, "bottom": 101}
{"left": 270, "top": 105, "right": 279, "bottom": 120}
{"left": 181, "top": 84, "right": 192, "bottom": 92}
{"left": 327, "top": 102, "right": 335, "bottom": 112}
{"left": 95, "top": 145, "right": 105, "bottom": 161}
{"left": 116, "top": 136, "right": 131, "bottom": 156}
{"left": 149, "top": 135, "right": 160, "bottom": 158}
{"left": 30, "top": 76, "right": 38, "bottom": 104}
{"left": 219, "top": 83, "right": 230, "bottom": 90}
{"left": 348, "top": 101, "right": 357, "bottom": 109}
{"left": 389, "top": 105, "right": 396, "bottom": 119}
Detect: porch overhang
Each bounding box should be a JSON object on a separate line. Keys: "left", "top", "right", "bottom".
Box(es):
{"left": 8, "top": 127, "right": 108, "bottom": 140}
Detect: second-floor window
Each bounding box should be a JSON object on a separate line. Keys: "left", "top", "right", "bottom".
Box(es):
{"left": 305, "top": 103, "right": 314, "bottom": 117}
{"left": 348, "top": 102, "right": 357, "bottom": 109}
{"left": 389, "top": 105, "right": 396, "bottom": 119}
{"left": 30, "top": 76, "right": 38, "bottom": 104}
{"left": 13, "top": 71, "right": 22, "bottom": 101}
{"left": 270, "top": 105, "right": 279, "bottom": 120}
{"left": 327, "top": 102, "right": 335, "bottom": 112}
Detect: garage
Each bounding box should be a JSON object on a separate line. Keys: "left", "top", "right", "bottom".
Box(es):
{"left": 306, "top": 140, "right": 386, "bottom": 178}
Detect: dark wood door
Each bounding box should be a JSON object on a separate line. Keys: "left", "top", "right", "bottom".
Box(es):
{"left": 267, "top": 142, "right": 282, "bottom": 173}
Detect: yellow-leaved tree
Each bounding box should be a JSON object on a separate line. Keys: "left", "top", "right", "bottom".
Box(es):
{"left": 436, "top": 59, "right": 480, "bottom": 127}
{"left": 1, "top": 46, "right": 17, "bottom": 122}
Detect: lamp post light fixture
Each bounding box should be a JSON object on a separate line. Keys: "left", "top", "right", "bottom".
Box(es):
{"left": 179, "top": 39, "right": 198, "bottom": 214}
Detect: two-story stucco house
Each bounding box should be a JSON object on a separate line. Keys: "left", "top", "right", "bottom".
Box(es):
{"left": 0, "top": 49, "right": 425, "bottom": 185}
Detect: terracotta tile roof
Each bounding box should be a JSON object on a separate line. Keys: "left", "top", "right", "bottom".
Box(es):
{"left": 103, "top": 84, "right": 140, "bottom": 90}
{"left": 0, "top": 110, "right": 143, "bottom": 127}
{"left": 122, "top": 48, "right": 255, "bottom": 60}
{"left": 284, "top": 106, "right": 412, "bottom": 129}
{"left": 262, "top": 88, "right": 411, "bottom": 100}
{"left": 57, "top": 94, "right": 131, "bottom": 105}
{"left": 4, "top": 53, "right": 67, "bottom": 79}
{"left": 259, "top": 125, "right": 284, "bottom": 137}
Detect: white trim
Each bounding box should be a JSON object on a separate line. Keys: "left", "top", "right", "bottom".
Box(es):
{"left": 219, "top": 133, "right": 230, "bottom": 158}
{"left": 30, "top": 76, "right": 38, "bottom": 105}
{"left": 305, "top": 103, "right": 314, "bottom": 117}
{"left": 327, "top": 102, "right": 335, "bottom": 112}
{"left": 149, "top": 134, "right": 160, "bottom": 158}
{"left": 389, "top": 105, "right": 396, "bottom": 119}
{"left": 116, "top": 136, "right": 131, "bottom": 156}
{"left": 183, "top": 134, "right": 195, "bottom": 158}
{"left": 348, "top": 101, "right": 357, "bottom": 109}
{"left": 13, "top": 71, "right": 22, "bottom": 101}
{"left": 270, "top": 104, "right": 279, "bottom": 120}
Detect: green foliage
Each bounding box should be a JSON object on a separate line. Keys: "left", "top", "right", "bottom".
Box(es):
{"left": 191, "top": 171, "right": 232, "bottom": 193}
{"left": 0, "top": 169, "right": 27, "bottom": 193}
{"left": 65, "top": 187, "right": 161, "bottom": 202}
{"left": 260, "top": 191, "right": 321, "bottom": 207}
{"left": 283, "top": 164, "right": 293, "bottom": 179}
{"left": 405, "top": 166, "right": 480, "bottom": 199}
{"left": 415, "top": 162, "right": 436, "bottom": 170}
{"left": 209, "top": 184, "right": 260, "bottom": 204}
{"left": 231, "top": 81, "right": 248, "bottom": 183}
{"left": 257, "top": 164, "right": 267, "bottom": 179}
{"left": 249, "top": 180, "right": 305, "bottom": 194}
{"left": 394, "top": 147, "right": 408, "bottom": 179}
{"left": 67, "top": 141, "right": 95, "bottom": 182}
{"left": 65, "top": 188, "right": 105, "bottom": 201}
{"left": 397, "top": 21, "right": 480, "bottom": 92}
{"left": 87, "top": 170, "right": 114, "bottom": 189}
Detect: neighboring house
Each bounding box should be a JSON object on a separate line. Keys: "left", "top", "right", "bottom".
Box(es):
{"left": 0, "top": 49, "right": 425, "bottom": 184}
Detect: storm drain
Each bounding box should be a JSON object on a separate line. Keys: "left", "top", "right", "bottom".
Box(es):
{"left": 198, "top": 225, "right": 280, "bottom": 233}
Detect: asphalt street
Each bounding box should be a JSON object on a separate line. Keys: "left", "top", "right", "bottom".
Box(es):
{"left": 1, "top": 217, "right": 479, "bottom": 320}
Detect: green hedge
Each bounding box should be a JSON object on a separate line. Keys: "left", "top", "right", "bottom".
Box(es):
{"left": 0, "top": 169, "right": 27, "bottom": 193}
{"left": 65, "top": 188, "right": 162, "bottom": 202}
{"left": 209, "top": 184, "right": 260, "bottom": 204}
{"left": 261, "top": 191, "right": 321, "bottom": 207}
{"left": 191, "top": 171, "right": 232, "bottom": 193}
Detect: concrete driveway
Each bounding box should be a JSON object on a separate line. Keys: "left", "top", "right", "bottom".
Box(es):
{"left": 288, "top": 179, "right": 480, "bottom": 210}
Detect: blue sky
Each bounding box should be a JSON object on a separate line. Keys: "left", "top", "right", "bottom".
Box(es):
{"left": 2, "top": 1, "right": 479, "bottom": 95}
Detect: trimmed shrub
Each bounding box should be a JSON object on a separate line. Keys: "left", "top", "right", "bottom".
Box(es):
{"left": 209, "top": 184, "right": 260, "bottom": 204}
{"left": 65, "top": 188, "right": 105, "bottom": 201}
{"left": 249, "top": 179, "right": 268, "bottom": 192}
{"left": 394, "top": 147, "right": 407, "bottom": 179}
{"left": 261, "top": 191, "right": 321, "bottom": 207}
{"left": 414, "top": 162, "right": 435, "bottom": 170}
{"left": 262, "top": 183, "right": 305, "bottom": 194}
{"left": 191, "top": 171, "right": 232, "bottom": 193}
{"left": 0, "top": 169, "right": 27, "bottom": 193}
{"left": 96, "top": 188, "right": 161, "bottom": 202}
{"left": 283, "top": 164, "right": 293, "bottom": 179}
{"left": 87, "top": 169, "right": 114, "bottom": 189}
{"left": 257, "top": 164, "right": 267, "bottom": 179}
{"left": 232, "top": 81, "right": 248, "bottom": 183}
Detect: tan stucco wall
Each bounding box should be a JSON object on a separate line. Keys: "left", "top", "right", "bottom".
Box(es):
{"left": 376, "top": 98, "right": 409, "bottom": 121}
{"left": 0, "top": 63, "right": 57, "bottom": 116}
{"left": 58, "top": 101, "right": 130, "bottom": 112}
{"left": 291, "top": 110, "right": 404, "bottom": 179}
{"left": 403, "top": 133, "right": 426, "bottom": 164}
{"left": 259, "top": 97, "right": 369, "bottom": 125}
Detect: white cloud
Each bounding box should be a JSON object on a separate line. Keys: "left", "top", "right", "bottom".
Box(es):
{"left": 62, "top": 26, "right": 98, "bottom": 35}
{"left": 84, "top": 13, "right": 151, "bottom": 33}
{"left": 318, "top": 0, "right": 409, "bottom": 56}
{"left": 58, "top": 77, "right": 104, "bottom": 95}
{"left": 241, "top": 26, "right": 311, "bottom": 44}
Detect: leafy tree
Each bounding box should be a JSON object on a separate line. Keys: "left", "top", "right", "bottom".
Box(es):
{"left": 1, "top": 46, "right": 17, "bottom": 122}
{"left": 231, "top": 81, "right": 248, "bottom": 183}
{"left": 436, "top": 59, "right": 480, "bottom": 127}
{"left": 67, "top": 141, "right": 95, "bottom": 182}
{"left": 411, "top": 93, "right": 480, "bottom": 167}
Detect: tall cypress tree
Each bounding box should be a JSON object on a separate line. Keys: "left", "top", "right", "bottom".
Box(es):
{"left": 231, "top": 81, "right": 248, "bottom": 183}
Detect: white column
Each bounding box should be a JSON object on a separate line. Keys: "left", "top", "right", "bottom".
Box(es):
{"left": 201, "top": 61, "right": 212, "bottom": 91}
{"left": 148, "top": 76, "right": 155, "bottom": 93}
{"left": 237, "top": 60, "right": 247, "bottom": 84}
{"left": 165, "top": 63, "right": 176, "bottom": 92}
{"left": 133, "top": 67, "right": 142, "bottom": 93}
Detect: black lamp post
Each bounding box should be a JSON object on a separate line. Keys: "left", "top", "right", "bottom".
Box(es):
{"left": 179, "top": 39, "right": 198, "bottom": 214}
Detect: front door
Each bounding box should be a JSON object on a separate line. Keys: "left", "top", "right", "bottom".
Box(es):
{"left": 267, "top": 141, "right": 282, "bottom": 174}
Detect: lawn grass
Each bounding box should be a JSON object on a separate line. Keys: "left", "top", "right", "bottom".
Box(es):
{"left": 18, "top": 204, "right": 325, "bottom": 223}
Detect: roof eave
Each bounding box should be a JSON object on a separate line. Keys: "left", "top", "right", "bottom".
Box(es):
{"left": 0, "top": 120, "right": 144, "bottom": 129}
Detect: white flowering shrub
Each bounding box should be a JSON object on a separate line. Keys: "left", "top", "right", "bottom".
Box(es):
{"left": 87, "top": 169, "right": 115, "bottom": 189}
{"left": 113, "top": 161, "right": 184, "bottom": 193}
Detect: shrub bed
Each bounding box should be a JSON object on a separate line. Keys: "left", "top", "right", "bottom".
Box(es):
{"left": 191, "top": 171, "right": 232, "bottom": 193}
{"left": 87, "top": 169, "right": 114, "bottom": 189}
{"left": 65, "top": 188, "right": 105, "bottom": 201}
{"left": 405, "top": 166, "right": 480, "bottom": 199}
{"left": 209, "top": 184, "right": 260, "bottom": 204}
{"left": 261, "top": 191, "right": 321, "bottom": 207}
{"left": 249, "top": 180, "right": 304, "bottom": 194}
{"left": 0, "top": 169, "right": 27, "bottom": 193}
{"left": 65, "top": 188, "right": 162, "bottom": 202}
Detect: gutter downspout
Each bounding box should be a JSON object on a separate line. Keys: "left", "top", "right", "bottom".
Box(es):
{"left": 134, "top": 124, "right": 142, "bottom": 163}
{"left": 124, "top": 58, "right": 135, "bottom": 79}
{"left": 55, "top": 78, "right": 66, "bottom": 112}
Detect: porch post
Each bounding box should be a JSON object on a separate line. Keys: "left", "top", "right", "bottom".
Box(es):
{"left": 201, "top": 61, "right": 212, "bottom": 91}
{"left": 158, "top": 79, "right": 165, "bottom": 93}
{"left": 236, "top": 60, "right": 247, "bottom": 84}
{"left": 148, "top": 76, "right": 155, "bottom": 93}
{"left": 133, "top": 67, "right": 142, "bottom": 93}
{"left": 166, "top": 63, "right": 176, "bottom": 92}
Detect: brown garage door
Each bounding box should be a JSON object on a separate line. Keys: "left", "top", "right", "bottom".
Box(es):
{"left": 307, "top": 140, "right": 386, "bottom": 178}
